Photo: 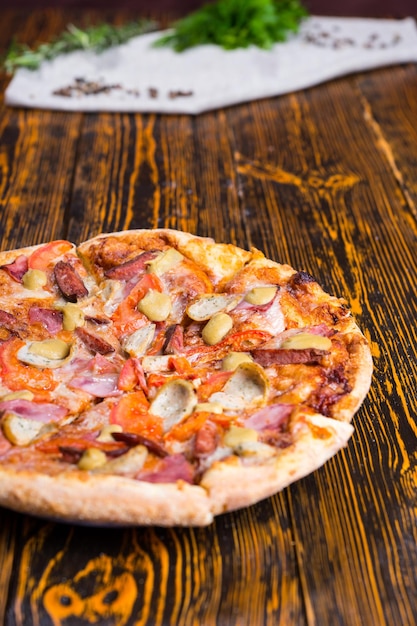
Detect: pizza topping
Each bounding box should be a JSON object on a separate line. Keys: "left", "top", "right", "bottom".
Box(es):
{"left": 202, "top": 313, "right": 233, "bottom": 345}
{"left": 139, "top": 453, "right": 195, "bottom": 484}
{"left": 222, "top": 351, "right": 253, "bottom": 371}
{"left": 69, "top": 372, "right": 121, "bottom": 398}
{"left": 223, "top": 425, "right": 258, "bottom": 447}
{"left": 149, "top": 379, "right": 197, "bottom": 430}
{"left": 163, "top": 324, "right": 184, "bottom": 354}
{"left": 0, "top": 255, "right": 29, "bottom": 283}
{"left": 252, "top": 347, "right": 327, "bottom": 367}
{"left": 75, "top": 327, "right": 115, "bottom": 355}
{"left": 209, "top": 362, "right": 269, "bottom": 409}
{"left": 244, "top": 286, "right": 277, "bottom": 305}
{"left": 281, "top": 332, "right": 332, "bottom": 351}
{"left": 28, "top": 241, "right": 74, "bottom": 271}
{"left": 122, "top": 323, "right": 156, "bottom": 357}
{"left": 104, "top": 250, "right": 158, "bottom": 280}
{"left": 137, "top": 290, "right": 172, "bottom": 322}
{"left": 146, "top": 248, "right": 184, "bottom": 276}
{"left": 237, "top": 440, "right": 277, "bottom": 459}
{"left": 112, "top": 431, "right": 168, "bottom": 457}
{"left": 1, "top": 390, "right": 34, "bottom": 401}
{"left": 22, "top": 268, "right": 47, "bottom": 291}
{"left": 0, "top": 398, "right": 67, "bottom": 423}
{"left": 222, "top": 425, "right": 276, "bottom": 459}
{"left": 194, "top": 421, "right": 219, "bottom": 457}
{"left": 0, "top": 309, "right": 18, "bottom": 329}
{"left": 244, "top": 403, "right": 293, "bottom": 431}
{"left": 111, "top": 273, "right": 163, "bottom": 336}
{"left": 1, "top": 413, "right": 49, "bottom": 446}
{"left": 187, "top": 294, "right": 240, "bottom": 322}
{"left": 96, "top": 424, "right": 123, "bottom": 442}
{"left": 93, "top": 445, "right": 148, "bottom": 475}
{"left": 54, "top": 261, "right": 88, "bottom": 302}
{"left": 0, "top": 338, "right": 58, "bottom": 397}
{"left": 77, "top": 447, "right": 107, "bottom": 470}
{"left": 28, "top": 307, "right": 63, "bottom": 334}
{"left": 60, "top": 303, "right": 85, "bottom": 331}
{"left": 18, "top": 339, "right": 72, "bottom": 368}
{"left": 195, "top": 401, "right": 223, "bottom": 414}
{"left": 142, "top": 354, "right": 172, "bottom": 373}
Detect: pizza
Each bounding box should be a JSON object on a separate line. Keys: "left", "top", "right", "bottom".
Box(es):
{"left": 0, "top": 229, "right": 372, "bottom": 526}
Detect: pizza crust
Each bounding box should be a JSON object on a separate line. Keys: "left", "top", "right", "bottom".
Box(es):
{"left": 0, "top": 413, "right": 353, "bottom": 526}
{"left": 77, "top": 229, "right": 252, "bottom": 287}
{"left": 330, "top": 333, "right": 374, "bottom": 421}
{"left": 202, "top": 413, "right": 354, "bottom": 517}
{"left": 0, "top": 467, "right": 213, "bottom": 526}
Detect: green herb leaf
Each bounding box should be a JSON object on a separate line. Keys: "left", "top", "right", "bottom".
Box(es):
{"left": 154, "top": 0, "right": 308, "bottom": 52}
{"left": 2, "top": 20, "right": 157, "bottom": 74}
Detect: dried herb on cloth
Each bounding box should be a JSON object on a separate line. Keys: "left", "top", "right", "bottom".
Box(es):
{"left": 3, "top": 20, "right": 156, "bottom": 73}
{"left": 154, "top": 0, "right": 308, "bottom": 52}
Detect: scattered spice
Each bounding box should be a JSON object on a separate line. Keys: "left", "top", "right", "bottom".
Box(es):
{"left": 169, "top": 90, "right": 194, "bottom": 99}
{"left": 53, "top": 77, "right": 123, "bottom": 97}
{"left": 52, "top": 78, "right": 194, "bottom": 100}
{"left": 302, "top": 23, "right": 402, "bottom": 50}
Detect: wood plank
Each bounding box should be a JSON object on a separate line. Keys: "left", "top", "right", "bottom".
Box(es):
{"left": 66, "top": 112, "right": 201, "bottom": 242}
{"left": 6, "top": 502, "right": 304, "bottom": 625}
{"left": 0, "top": 509, "right": 17, "bottom": 626}
{"left": 225, "top": 76, "right": 417, "bottom": 624}
{"left": 0, "top": 12, "right": 84, "bottom": 250}
{"left": 355, "top": 64, "right": 417, "bottom": 220}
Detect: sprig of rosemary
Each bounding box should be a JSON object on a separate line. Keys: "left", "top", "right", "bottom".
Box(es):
{"left": 3, "top": 20, "right": 157, "bottom": 73}
{"left": 154, "top": 0, "right": 309, "bottom": 52}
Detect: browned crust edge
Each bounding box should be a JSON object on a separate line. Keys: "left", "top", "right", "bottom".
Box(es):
{"left": 0, "top": 414, "right": 353, "bottom": 527}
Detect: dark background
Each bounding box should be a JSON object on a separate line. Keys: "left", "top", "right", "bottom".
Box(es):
{"left": 2, "top": 0, "right": 416, "bottom": 17}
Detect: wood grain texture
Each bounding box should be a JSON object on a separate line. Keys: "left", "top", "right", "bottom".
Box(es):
{"left": 0, "top": 10, "right": 416, "bottom": 626}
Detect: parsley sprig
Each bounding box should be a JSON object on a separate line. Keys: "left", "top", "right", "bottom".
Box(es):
{"left": 154, "top": 0, "right": 308, "bottom": 52}
{"left": 3, "top": 20, "right": 156, "bottom": 74}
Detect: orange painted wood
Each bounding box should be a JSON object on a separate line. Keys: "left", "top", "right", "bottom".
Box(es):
{"left": 0, "top": 10, "right": 416, "bottom": 626}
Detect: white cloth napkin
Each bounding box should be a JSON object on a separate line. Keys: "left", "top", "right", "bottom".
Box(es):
{"left": 5, "top": 16, "right": 417, "bottom": 114}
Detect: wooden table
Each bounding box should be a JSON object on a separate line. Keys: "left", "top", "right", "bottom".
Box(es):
{"left": 0, "top": 10, "right": 416, "bottom": 626}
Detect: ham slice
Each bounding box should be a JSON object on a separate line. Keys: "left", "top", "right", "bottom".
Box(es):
{"left": 139, "top": 453, "right": 195, "bottom": 484}
{"left": 69, "top": 373, "right": 121, "bottom": 398}
{"left": 0, "top": 310, "right": 18, "bottom": 329}
{"left": 29, "top": 306, "right": 63, "bottom": 334}
{"left": 244, "top": 403, "right": 293, "bottom": 431}
{"left": 0, "top": 255, "right": 28, "bottom": 283}
{"left": 0, "top": 399, "right": 67, "bottom": 422}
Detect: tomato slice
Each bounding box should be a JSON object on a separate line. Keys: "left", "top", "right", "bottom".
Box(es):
{"left": 110, "top": 391, "right": 163, "bottom": 440}
{"left": 0, "top": 338, "right": 57, "bottom": 400}
{"left": 168, "top": 356, "right": 199, "bottom": 378}
{"left": 117, "top": 358, "right": 149, "bottom": 393}
{"left": 166, "top": 412, "right": 208, "bottom": 443}
{"left": 197, "top": 370, "right": 232, "bottom": 402}
{"left": 37, "top": 435, "right": 125, "bottom": 455}
{"left": 28, "top": 240, "right": 73, "bottom": 271}
{"left": 166, "top": 410, "right": 232, "bottom": 443}
{"left": 117, "top": 359, "right": 138, "bottom": 392}
{"left": 111, "top": 273, "right": 163, "bottom": 337}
